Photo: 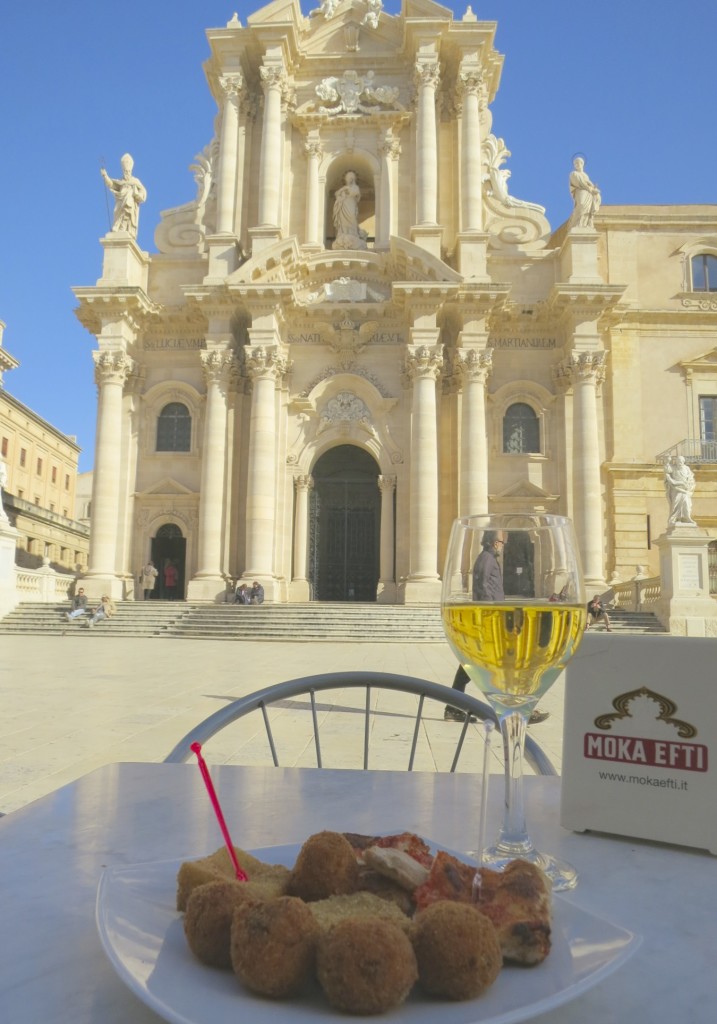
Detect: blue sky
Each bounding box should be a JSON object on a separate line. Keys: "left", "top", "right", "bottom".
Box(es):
{"left": 1, "top": 0, "right": 715, "bottom": 472}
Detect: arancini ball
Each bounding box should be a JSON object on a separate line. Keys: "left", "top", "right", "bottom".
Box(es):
{"left": 412, "top": 900, "right": 502, "bottom": 1000}
{"left": 230, "top": 895, "right": 319, "bottom": 998}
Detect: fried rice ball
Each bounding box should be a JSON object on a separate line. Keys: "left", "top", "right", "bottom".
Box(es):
{"left": 230, "top": 895, "right": 319, "bottom": 998}
{"left": 286, "top": 830, "right": 360, "bottom": 902}
{"left": 183, "top": 880, "right": 263, "bottom": 969}
{"left": 411, "top": 901, "right": 503, "bottom": 1001}
{"left": 316, "top": 916, "right": 418, "bottom": 1015}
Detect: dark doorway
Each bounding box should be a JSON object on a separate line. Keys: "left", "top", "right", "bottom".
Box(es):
{"left": 151, "top": 523, "right": 186, "bottom": 600}
{"left": 503, "top": 531, "right": 535, "bottom": 598}
{"left": 309, "top": 445, "right": 380, "bottom": 602}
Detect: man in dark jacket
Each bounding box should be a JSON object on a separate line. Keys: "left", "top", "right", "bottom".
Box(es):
{"left": 445, "top": 529, "right": 549, "bottom": 725}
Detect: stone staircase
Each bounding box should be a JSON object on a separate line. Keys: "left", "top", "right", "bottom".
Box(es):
{"left": 0, "top": 600, "right": 667, "bottom": 641}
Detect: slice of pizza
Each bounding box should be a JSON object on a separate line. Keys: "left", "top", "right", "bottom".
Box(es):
{"left": 475, "top": 859, "right": 551, "bottom": 965}
{"left": 413, "top": 850, "right": 475, "bottom": 910}
{"left": 342, "top": 831, "right": 433, "bottom": 868}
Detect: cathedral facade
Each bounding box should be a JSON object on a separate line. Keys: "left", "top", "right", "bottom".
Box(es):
{"left": 74, "top": 0, "right": 717, "bottom": 603}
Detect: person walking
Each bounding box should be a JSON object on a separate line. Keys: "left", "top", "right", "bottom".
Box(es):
{"left": 140, "top": 560, "right": 158, "bottom": 601}
{"left": 163, "top": 560, "right": 178, "bottom": 600}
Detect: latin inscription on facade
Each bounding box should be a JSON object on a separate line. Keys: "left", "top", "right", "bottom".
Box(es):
{"left": 489, "top": 337, "right": 557, "bottom": 350}
{"left": 678, "top": 553, "right": 701, "bottom": 590}
{"left": 288, "top": 333, "right": 322, "bottom": 345}
{"left": 368, "top": 332, "right": 403, "bottom": 344}
{"left": 143, "top": 338, "right": 207, "bottom": 351}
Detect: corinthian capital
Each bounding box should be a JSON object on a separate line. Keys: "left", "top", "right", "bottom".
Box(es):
{"left": 260, "top": 64, "right": 287, "bottom": 94}
{"left": 378, "top": 474, "right": 397, "bottom": 494}
{"left": 304, "top": 138, "right": 323, "bottom": 160}
{"left": 553, "top": 350, "right": 607, "bottom": 389}
{"left": 245, "top": 345, "right": 289, "bottom": 383}
{"left": 457, "top": 64, "right": 483, "bottom": 99}
{"left": 200, "top": 350, "right": 234, "bottom": 388}
{"left": 405, "top": 344, "right": 443, "bottom": 382}
{"left": 455, "top": 347, "right": 492, "bottom": 385}
{"left": 218, "top": 72, "right": 245, "bottom": 102}
{"left": 93, "top": 350, "right": 135, "bottom": 387}
{"left": 414, "top": 61, "right": 440, "bottom": 91}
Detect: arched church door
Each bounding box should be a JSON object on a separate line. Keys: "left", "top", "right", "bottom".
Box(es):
{"left": 151, "top": 523, "right": 186, "bottom": 600}
{"left": 309, "top": 445, "right": 380, "bottom": 602}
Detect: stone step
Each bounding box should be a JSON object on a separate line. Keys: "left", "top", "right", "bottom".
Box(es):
{"left": 0, "top": 601, "right": 667, "bottom": 640}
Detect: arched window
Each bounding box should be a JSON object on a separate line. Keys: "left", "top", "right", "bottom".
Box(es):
{"left": 503, "top": 403, "right": 540, "bottom": 454}
{"left": 156, "top": 403, "right": 191, "bottom": 452}
{"left": 691, "top": 254, "right": 717, "bottom": 292}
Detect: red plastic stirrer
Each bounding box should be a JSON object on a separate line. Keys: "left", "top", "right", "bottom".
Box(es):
{"left": 190, "top": 742, "right": 248, "bottom": 881}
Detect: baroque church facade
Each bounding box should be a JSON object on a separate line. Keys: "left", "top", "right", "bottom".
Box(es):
{"left": 74, "top": 0, "right": 717, "bottom": 603}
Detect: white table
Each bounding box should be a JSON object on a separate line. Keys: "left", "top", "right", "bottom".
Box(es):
{"left": 0, "top": 763, "right": 714, "bottom": 1023}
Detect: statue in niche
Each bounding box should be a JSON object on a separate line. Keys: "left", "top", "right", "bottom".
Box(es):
{"left": 664, "top": 455, "right": 697, "bottom": 527}
{"left": 101, "top": 154, "right": 147, "bottom": 236}
{"left": 568, "top": 156, "right": 601, "bottom": 229}
{"left": 332, "top": 171, "right": 368, "bottom": 250}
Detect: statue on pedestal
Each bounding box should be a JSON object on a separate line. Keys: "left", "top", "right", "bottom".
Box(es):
{"left": 101, "top": 154, "right": 147, "bottom": 237}
{"left": 664, "top": 455, "right": 697, "bottom": 526}
{"left": 568, "top": 156, "right": 601, "bottom": 229}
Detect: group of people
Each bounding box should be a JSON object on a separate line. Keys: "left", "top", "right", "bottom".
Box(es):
{"left": 65, "top": 589, "right": 116, "bottom": 629}
{"left": 139, "top": 559, "right": 178, "bottom": 600}
{"left": 234, "top": 581, "right": 265, "bottom": 605}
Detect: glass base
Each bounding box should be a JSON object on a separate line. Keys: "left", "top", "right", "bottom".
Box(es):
{"left": 468, "top": 844, "right": 579, "bottom": 892}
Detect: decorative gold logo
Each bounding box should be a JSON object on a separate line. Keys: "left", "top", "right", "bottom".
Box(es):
{"left": 594, "top": 686, "right": 696, "bottom": 738}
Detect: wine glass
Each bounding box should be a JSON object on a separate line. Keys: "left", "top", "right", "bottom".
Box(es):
{"left": 441, "top": 513, "right": 586, "bottom": 891}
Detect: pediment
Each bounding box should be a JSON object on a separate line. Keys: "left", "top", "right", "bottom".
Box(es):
{"left": 676, "top": 347, "right": 717, "bottom": 374}
{"left": 138, "top": 477, "right": 195, "bottom": 498}
{"left": 494, "top": 480, "right": 553, "bottom": 501}
{"left": 247, "top": 0, "right": 305, "bottom": 28}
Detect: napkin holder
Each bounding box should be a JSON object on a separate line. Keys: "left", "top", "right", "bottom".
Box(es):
{"left": 560, "top": 632, "right": 716, "bottom": 855}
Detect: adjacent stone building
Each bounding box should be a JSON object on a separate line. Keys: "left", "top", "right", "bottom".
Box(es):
{"left": 0, "top": 322, "right": 89, "bottom": 572}
{"left": 73, "top": 0, "right": 717, "bottom": 603}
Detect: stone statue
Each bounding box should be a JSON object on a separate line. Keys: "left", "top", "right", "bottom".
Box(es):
{"left": 568, "top": 156, "right": 601, "bottom": 229}
{"left": 362, "top": 0, "right": 383, "bottom": 29}
{"left": 664, "top": 455, "right": 697, "bottom": 526}
{"left": 101, "top": 154, "right": 147, "bottom": 236}
{"left": 332, "top": 171, "right": 368, "bottom": 250}
{"left": 0, "top": 459, "right": 9, "bottom": 522}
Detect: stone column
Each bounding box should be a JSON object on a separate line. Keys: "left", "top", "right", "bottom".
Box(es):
{"left": 457, "top": 65, "right": 483, "bottom": 233}
{"left": 377, "top": 474, "right": 397, "bottom": 603}
{"left": 86, "top": 351, "right": 134, "bottom": 593}
{"left": 304, "top": 136, "right": 323, "bottom": 247}
{"left": 562, "top": 351, "right": 607, "bottom": 588}
{"left": 404, "top": 342, "right": 443, "bottom": 602}
{"left": 456, "top": 348, "right": 492, "bottom": 516}
{"left": 244, "top": 345, "right": 288, "bottom": 599}
{"left": 216, "top": 72, "right": 244, "bottom": 234}
{"left": 257, "top": 65, "right": 286, "bottom": 227}
{"left": 189, "top": 351, "right": 234, "bottom": 597}
{"left": 414, "top": 61, "right": 440, "bottom": 225}
{"left": 290, "top": 474, "right": 312, "bottom": 601}
{"left": 377, "top": 131, "right": 400, "bottom": 249}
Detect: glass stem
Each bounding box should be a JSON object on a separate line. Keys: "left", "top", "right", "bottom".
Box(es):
{"left": 495, "top": 709, "right": 536, "bottom": 858}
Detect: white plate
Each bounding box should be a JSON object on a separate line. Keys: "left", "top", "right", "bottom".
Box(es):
{"left": 96, "top": 844, "right": 641, "bottom": 1024}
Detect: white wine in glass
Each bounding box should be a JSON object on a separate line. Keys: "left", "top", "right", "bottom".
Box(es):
{"left": 441, "top": 513, "right": 586, "bottom": 891}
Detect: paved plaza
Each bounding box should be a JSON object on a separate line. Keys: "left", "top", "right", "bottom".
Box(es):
{"left": 0, "top": 634, "right": 566, "bottom": 815}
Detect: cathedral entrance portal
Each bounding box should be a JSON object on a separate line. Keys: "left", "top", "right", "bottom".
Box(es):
{"left": 309, "top": 446, "right": 380, "bottom": 602}
{"left": 151, "top": 523, "right": 186, "bottom": 600}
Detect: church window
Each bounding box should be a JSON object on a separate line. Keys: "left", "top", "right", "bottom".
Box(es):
{"left": 691, "top": 254, "right": 717, "bottom": 292}
{"left": 156, "top": 402, "right": 191, "bottom": 452}
{"left": 503, "top": 403, "right": 540, "bottom": 454}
